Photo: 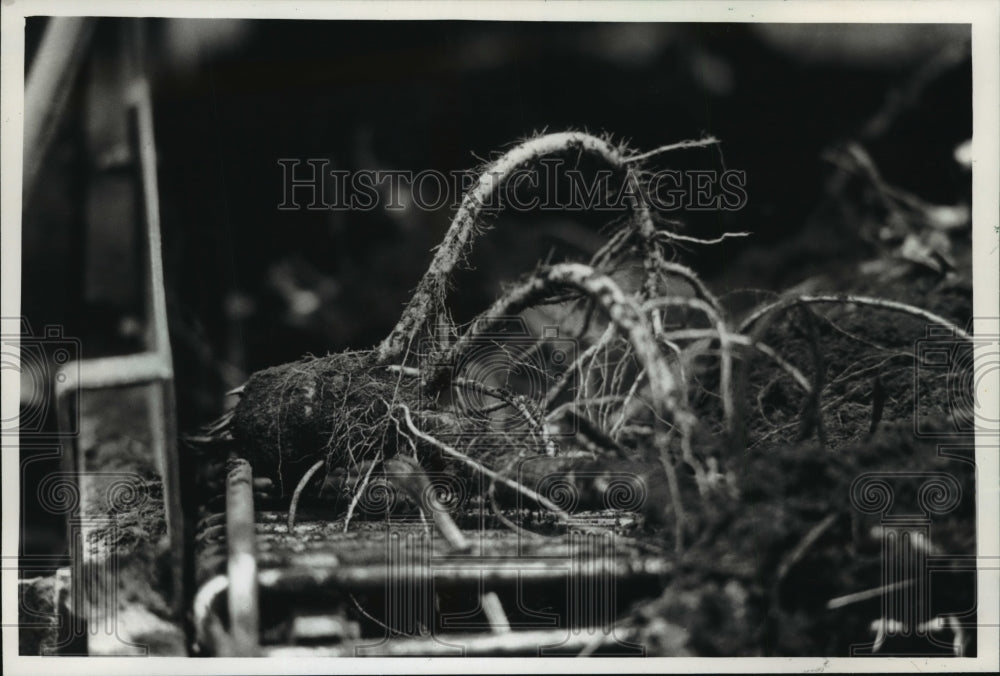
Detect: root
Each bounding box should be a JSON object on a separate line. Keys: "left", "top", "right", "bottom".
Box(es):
{"left": 395, "top": 404, "right": 574, "bottom": 523}
{"left": 388, "top": 364, "right": 555, "bottom": 456}
{"left": 650, "top": 260, "right": 723, "bottom": 313}
{"left": 342, "top": 452, "right": 380, "bottom": 533}
{"left": 428, "top": 263, "right": 693, "bottom": 549}
{"left": 287, "top": 459, "right": 325, "bottom": 531}
{"left": 660, "top": 328, "right": 813, "bottom": 395}
{"left": 376, "top": 131, "right": 702, "bottom": 365}
{"left": 642, "top": 296, "right": 736, "bottom": 439}
{"left": 739, "top": 294, "right": 972, "bottom": 340}
{"left": 435, "top": 263, "right": 687, "bottom": 419}
{"left": 450, "top": 377, "right": 555, "bottom": 456}
{"left": 651, "top": 227, "right": 751, "bottom": 247}
{"left": 217, "top": 133, "right": 743, "bottom": 552}
{"left": 543, "top": 325, "right": 615, "bottom": 408}
{"left": 795, "top": 304, "right": 829, "bottom": 447}
{"left": 383, "top": 455, "right": 470, "bottom": 551}
{"left": 621, "top": 135, "right": 721, "bottom": 163}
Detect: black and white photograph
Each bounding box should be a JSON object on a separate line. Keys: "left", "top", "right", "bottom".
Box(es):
{"left": 2, "top": 1, "right": 998, "bottom": 672}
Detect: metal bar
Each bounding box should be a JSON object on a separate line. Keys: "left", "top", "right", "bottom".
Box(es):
{"left": 130, "top": 76, "right": 172, "bottom": 360}
{"left": 225, "top": 459, "right": 260, "bottom": 656}
{"left": 289, "top": 614, "right": 360, "bottom": 643}
{"left": 192, "top": 575, "right": 231, "bottom": 655}
{"left": 23, "top": 18, "right": 95, "bottom": 197}
{"left": 130, "top": 68, "right": 185, "bottom": 620}
{"left": 56, "top": 353, "right": 170, "bottom": 393}
{"left": 257, "top": 556, "right": 671, "bottom": 591}
{"left": 262, "top": 627, "right": 638, "bottom": 657}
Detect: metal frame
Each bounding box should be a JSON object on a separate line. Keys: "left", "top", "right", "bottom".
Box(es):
{"left": 41, "top": 19, "right": 185, "bottom": 627}
{"left": 192, "top": 464, "right": 669, "bottom": 656}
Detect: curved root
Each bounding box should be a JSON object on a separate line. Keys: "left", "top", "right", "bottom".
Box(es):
{"left": 286, "top": 458, "right": 326, "bottom": 532}
{"left": 377, "top": 132, "right": 698, "bottom": 364}
{"left": 429, "top": 262, "right": 694, "bottom": 551}
{"left": 740, "top": 294, "right": 972, "bottom": 340}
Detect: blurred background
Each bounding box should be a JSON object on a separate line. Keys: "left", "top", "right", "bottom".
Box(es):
{"left": 19, "top": 18, "right": 971, "bottom": 564}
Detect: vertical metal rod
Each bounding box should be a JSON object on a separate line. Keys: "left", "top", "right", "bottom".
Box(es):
{"left": 130, "top": 67, "right": 185, "bottom": 619}
{"left": 23, "top": 18, "right": 95, "bottom": 197}
{"left": 225, "top": 459, "right": 259, "bottom": 656}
